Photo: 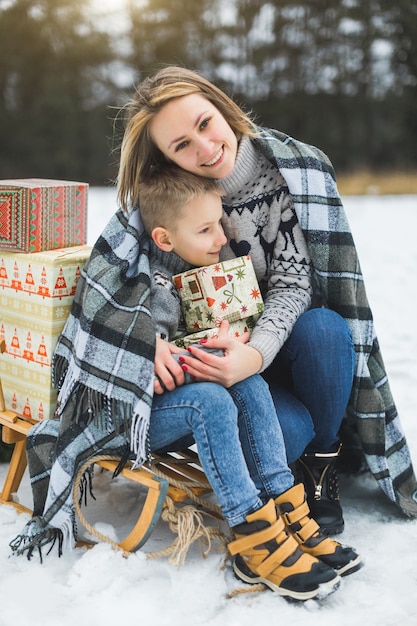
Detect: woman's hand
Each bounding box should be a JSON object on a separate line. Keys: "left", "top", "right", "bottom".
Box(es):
{"left": 178, "top": 321, "right": 263, "bottom": 388}
{"left": 153, "top": 337, "right": 186, "bottom": 394}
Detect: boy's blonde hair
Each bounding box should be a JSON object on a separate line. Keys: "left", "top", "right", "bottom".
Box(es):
{"left": 138, "top": 166, "right": 223, "bottom": 235}
{"left": 118, "top": 65, "right": 256, "bottom": 213}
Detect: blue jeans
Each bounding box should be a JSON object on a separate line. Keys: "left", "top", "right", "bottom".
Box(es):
{"left": 149, "top": 375, "right": 294, "bottom": 527}
{"left": 263, "top": 308, "right": 356, "bottom": 462}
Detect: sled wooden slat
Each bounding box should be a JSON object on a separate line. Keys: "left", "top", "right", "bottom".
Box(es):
{"left": 151, "top": 451, "right": 212, "bottom": 498}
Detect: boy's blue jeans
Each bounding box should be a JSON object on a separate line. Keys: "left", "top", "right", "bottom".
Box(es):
{"left": 150, "top": 308, "right": 355, "bottom": 526}
{"left": 150, "top": 374, "right": 294, "bottom": 527}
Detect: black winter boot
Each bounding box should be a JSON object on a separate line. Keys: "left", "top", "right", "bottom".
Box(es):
{"left": 297, "top": 447, "right": 344, "bottom": 536}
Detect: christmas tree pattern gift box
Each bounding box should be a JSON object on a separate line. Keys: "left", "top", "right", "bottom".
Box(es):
{"left": 0, "top": 178, "right": 88, "bottom": 253}
{"left": 0, "top": 245, "right": 91, "bottom": 420}
{"left": 172, "top": 255, "right": 264, "bottom": 346}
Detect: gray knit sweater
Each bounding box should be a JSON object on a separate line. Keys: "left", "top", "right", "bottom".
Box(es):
{"left": 149, "top": 241, "right": 192, "bottom": 341}
{"left": 218, "top": 135, "right": 312, "bottom": 370}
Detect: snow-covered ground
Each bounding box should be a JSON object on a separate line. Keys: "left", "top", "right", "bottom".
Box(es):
{"left": 1, "top": 189, "right": 416, "bottom": 626}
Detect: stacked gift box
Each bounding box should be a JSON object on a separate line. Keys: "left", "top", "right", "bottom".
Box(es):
{"left": 172, "top": 255, "right": 264, "bottom": 348}
{"left": 0, "top": 179, "right": 91, "bottom": 420}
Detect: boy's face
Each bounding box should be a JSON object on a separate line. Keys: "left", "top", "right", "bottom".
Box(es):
{"left": 162, "top": 191, "right": 227, "bottom": 266}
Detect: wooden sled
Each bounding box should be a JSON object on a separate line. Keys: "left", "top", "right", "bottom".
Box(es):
{"left": 0, "top": 340, "right": 226, "bottom": 557}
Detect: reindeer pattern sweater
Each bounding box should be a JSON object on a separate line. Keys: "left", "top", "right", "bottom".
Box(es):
{"left": 218, "top": 135, "right": 312, "bottom": 371}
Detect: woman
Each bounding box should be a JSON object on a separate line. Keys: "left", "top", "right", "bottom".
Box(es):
{"left": 117, "top": 65, "right": 417, "bottom": 529}
{"left": 9, "top": 64, "right": 414, "bottom": 597}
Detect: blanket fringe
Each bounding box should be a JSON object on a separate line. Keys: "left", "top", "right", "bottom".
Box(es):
{"left": 9, "top": 518, "right": 64, "bottom": 563}
{"left": 78, "top": 464, "right": 96, "bottom": 506}
{"left": 56, "top": 380, "right": 133, "bottom": 432}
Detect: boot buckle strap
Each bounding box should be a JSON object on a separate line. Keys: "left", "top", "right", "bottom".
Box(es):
{"left": 293, "top": 518, "right": 320, "bottom": 543}
{"left": 228, "top": 518, "right": 284, "bottom": 556}
{"left": 256, "top": 535, "right": 299, "bottom": 578}
{"left": 281, "top": 500, "right": 310, "bottom": 526}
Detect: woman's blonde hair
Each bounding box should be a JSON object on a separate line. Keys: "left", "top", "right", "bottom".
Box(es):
{"left": 138, "top": 165, "right": 223, "bottom": 235}
{"left": 117, "top": 65, "right": 256, "bottom": 213}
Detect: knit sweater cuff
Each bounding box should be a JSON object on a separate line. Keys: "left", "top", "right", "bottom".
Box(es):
{"left": 248, "top": 333, "right": 281, "bottom": 373}
{"left": 247, "top": 289, "right": 312, "bottom": 372}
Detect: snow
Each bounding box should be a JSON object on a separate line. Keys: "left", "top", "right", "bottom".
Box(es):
{"left": 1, "top": 189, "right": 417, "bottom": 626}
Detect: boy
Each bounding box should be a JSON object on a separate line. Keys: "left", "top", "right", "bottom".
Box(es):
{"left": 138, "top": 165, "right": 229, "bottom": 347}
{"left": 137, "top": 166, "right": 361, "bottom": 584}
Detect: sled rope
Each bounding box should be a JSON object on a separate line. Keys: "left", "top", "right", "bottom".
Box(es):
{"left": 73, "top": 454, "right": 230, "bottom": 565}
{"left": 150, "top": 462, "right": 267, "bottom": 597}
{"left": 146, "top": 496, "right": 229, "bottom": 566}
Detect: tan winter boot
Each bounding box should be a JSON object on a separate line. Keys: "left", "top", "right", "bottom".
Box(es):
{"left": 228, "top": 499, "right": 340, "bottom": 601}
{"left": 275, "top": 483, "right": 362, "bottom": 577}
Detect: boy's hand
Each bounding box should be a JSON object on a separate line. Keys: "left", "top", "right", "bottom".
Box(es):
{"left": 153, "top": 337, "right": 185, "bottom": 394}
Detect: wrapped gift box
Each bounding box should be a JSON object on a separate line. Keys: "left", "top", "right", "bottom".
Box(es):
{"left": 0, "top": 178, "right": 88, "bottom": 252}
{"left": 173, "top": 255, "right": 264, "bottom": 334}
{"left": 0, "top": 245, "right": 91, "bottom": 420}
{"left": 173, "top": 315, "right": 259, "bottom": 348}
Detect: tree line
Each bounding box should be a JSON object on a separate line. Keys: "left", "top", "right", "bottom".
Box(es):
{"left": 1, "top": 0, "right": 416, "bottom": 184}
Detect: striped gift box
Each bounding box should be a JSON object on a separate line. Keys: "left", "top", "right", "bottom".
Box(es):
{"left": 0, "top": 178, "right": 88, "bottom": 253}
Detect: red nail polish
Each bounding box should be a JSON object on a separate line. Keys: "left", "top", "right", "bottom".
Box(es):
{"left": 187, "top": 346, "right": 192, "bottom": 352}
{"left": 182, "top": 364, "right": 188, "bottom": 372}
{"left": 179, "top": 356, "right": 185, "bottom": 363}
{"left": 200, "top": 339, "right": 207, "bottom": 344}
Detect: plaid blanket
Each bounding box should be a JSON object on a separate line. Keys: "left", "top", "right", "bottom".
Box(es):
{"left": 255, "top": 128, "right": 417, "bottom": 516}
{"left": 49, "top": 129, "right": 417, "bottom": 519}
{"left": 52, "top": 206, "right": 155, "bottom": 468}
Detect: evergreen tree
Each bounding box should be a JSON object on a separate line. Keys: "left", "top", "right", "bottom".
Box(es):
{"left": 0, "top": 0, "right": 119, "bottom": 182}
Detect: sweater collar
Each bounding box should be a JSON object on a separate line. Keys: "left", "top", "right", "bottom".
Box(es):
{"left": 217, "top": 134, "right": 265, "bottom": 195}
{"left": 149, "top": 239, "right": 194, "bottom": 275}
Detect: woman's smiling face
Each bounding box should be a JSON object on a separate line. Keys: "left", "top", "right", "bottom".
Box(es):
{"left": 149, "top": 93, "right": 238, "bottom": 179}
